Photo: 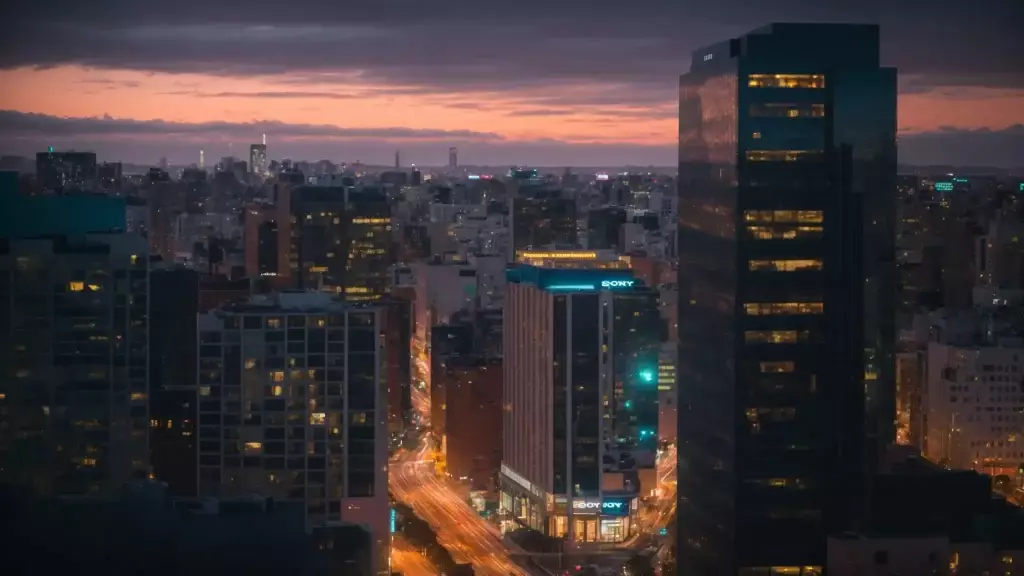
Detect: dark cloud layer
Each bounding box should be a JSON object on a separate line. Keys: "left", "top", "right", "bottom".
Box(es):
{"left": 1, "top": 0, "right": 1021, "bottom": 166}
{"left": 0, "top": 110, "right": 503, "bottom": 141}
{"left": 1, "top": 0, "right": 1021, "bottom": 91}
{"left": 2, "top": 110, "right": 1021, "bottom": 168}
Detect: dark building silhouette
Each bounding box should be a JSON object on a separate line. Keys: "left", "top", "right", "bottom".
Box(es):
{"left": 587, "top": 206, "right": 628, "bottom": 250}
{"left": 676, "top": 23, "right": 896, "bottom": 574}
{"left": 149, "top": 266, "right": 199, "bottom": 497}
{"left": 35, "top": 150, "right": 97, "bottom": 191}
{"left": 510, "top": 192, "right": 577, "bottom": 261}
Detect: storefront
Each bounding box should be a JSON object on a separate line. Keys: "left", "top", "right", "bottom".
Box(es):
{"left": 546, "top": 497, "right": 638, "bottom": 544}
{"left": 500, "top": 464, "right": 639, "bottom": 544}
{"left": 498, "top": 464, "right": 546, "bottom": 533}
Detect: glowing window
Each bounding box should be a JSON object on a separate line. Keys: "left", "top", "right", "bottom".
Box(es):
{"left": 270, "top": 371, "right": 285, "bottom": 383}
{"left": 244, "top": 441, "right": 262, "bottom": 454}
{"left": 744, "top": 210, "right": 823, "bottom": 224}
{"left": 130, "top": 392, "right": 146, "bottom": 401}
{"left": 310, "top": 412, "right": 326, "bottom": 425}
{"left": 271, "top": 385, "right": 283, "bottom": 397}
{"left": 266, "top": 317, "right": 282, "bottom": 329}
{"left": 747, "top": 74, "right": 825, "bottom": 88}
{"left": 744, "top": 302, "right": 823, "bottom": 316}
{"left": 746, "top": 150, "right": 821, "bottom": 162}
{"left": 760, "top": 361, "right": 795, "bottom": 373}
{"left": 746, "top": 225, "right": 824, "bottom": 240}
{"left": 69, "top": 281, "right": 85, "bottom": 292}
{"left": 748, "top": 259, "right": 823, "bottom": 272}
{"left": 745, "top": 330, "right": 805, "bottom": 344}
{"left": 245, "top": 359, "right": 257, "bottom": 369}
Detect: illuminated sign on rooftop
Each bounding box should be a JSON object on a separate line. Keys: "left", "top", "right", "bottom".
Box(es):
{"left": 935, "top": 182, "right": 954, "bottom": 192}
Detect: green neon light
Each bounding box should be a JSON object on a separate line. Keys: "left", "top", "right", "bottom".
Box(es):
{"left": 935, "top": 182, "right": 954, "bottom": 192}
{"left": 547, "top": 284, "right": 596, "bottom": 290}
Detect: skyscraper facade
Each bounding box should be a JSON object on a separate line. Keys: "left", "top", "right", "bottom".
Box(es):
{"left": 1, "top": 195, "right": 150, "bottom": 495}
{"left": 501, "top": 266, "right": 661, "bottom": 544}
{"left": 249, "top": 143, "right": 268, "bottom": 177}
{"left": 510, "top": 192, "right": 578, "bottom": 261}
{"left": 196, "top": 292, "right": 389, "bottom": 574}
{"left": 290, "top": 186, "right": 392, "bottom": 300}
{"left": 676, "top": 23, "right": 896, "bottom": 574}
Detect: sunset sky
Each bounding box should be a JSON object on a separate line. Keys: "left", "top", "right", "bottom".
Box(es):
{"left": 1, "top": 0, "right": 1021, "bottom": 166}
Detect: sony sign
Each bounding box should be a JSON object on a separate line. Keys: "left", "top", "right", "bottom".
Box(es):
{"left": 571, "top": 499, "right": 629, "bottom": 515}
{"left": 600, "top": 280, "right": 635, "bottom": 289}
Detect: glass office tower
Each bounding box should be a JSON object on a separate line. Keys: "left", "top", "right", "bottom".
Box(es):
{"left": 676, "top": 23, "right": 896, "bottom": 574}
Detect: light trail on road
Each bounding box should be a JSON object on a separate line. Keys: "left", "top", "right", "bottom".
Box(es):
{"left": 392, "top": 343, "right": 527, "bottom": 576}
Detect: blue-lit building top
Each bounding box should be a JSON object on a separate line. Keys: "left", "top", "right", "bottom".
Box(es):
{"left": 0, "top": 190, "right": 126, "bottom": 238}
{"left": 505, "top": 265, "right": 640, "bottom": 292}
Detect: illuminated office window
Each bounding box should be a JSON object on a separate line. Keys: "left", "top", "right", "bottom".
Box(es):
{"left": 746, "top": 225, "right": 824, "bottom": 240}
{"left": 748, "top": 259, "right": 823, "bottom": 272}
{"left": 750, "top": 103, "right": 826, "bottom": 117}
{"left": 745, "top": 330, "right": 805, "bottom": 344}
{"left": 270, "top": 371, "right": 285, "bottom": 383}
{"left": 744, "top": 210, "right": 823, "bottom": 224}
{"left": 747, "top": 74, "right": 825, "bottom": 88}
{"left": 759, "top": 361, "right": 795, "bottom": 373}
{"left": 746, "top": 150, "right": 821, "bottom": 162}
{"left": 744, "top": 302, "right": 823, "bottom": 316}
{"left": 68, "top": 281, "right": 85, "bottom": 292}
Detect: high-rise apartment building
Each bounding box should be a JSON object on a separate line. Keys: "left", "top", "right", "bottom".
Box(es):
{"left": 448, "top": 147, "right": 458, "bottom": 169}
{"left": 501, "top": 266, "right": 662, "bottom": 544}
{"left": 195, "top": 291, "right": 389, "bottom": 574}
{"left": 676, "top": 23, "right": 896, "bottom": 574}
{"left": 0, "top": 194, "right": 149, "bottom": 495}
{"left": 149, "top": 265, "right": 199, "bottom": 497}
{"left": 290, "top": 186, "right": 393, "bottom": 299}
{"left": 509, "top": 192, "right": 578, "bottom": 262}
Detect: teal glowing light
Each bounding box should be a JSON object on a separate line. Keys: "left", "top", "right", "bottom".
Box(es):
{"left": 624, "top": 400, "right": 633, "bottom": 409}
{"left": 935, "top": 181, "right": 954, "bottom": 192}
{"left": 1019, "top": 183, "right": 1024, "bottom": 192}
{"left": 547, "top": 284, "right": 595, "bottom": 291}
{"left": 639, "top": 428, "right": 654, "bottom": 438}
{"left": 639, "top": 370, "right": 655, "bottom": 384}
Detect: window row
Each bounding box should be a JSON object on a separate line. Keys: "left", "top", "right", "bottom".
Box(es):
{"left": 744, "top": 302, "right": 823, "bottom": 316}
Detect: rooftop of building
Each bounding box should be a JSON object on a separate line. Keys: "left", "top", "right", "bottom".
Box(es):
{"left": 506, "top": 264, "right": 648, "bottom": 292}
{"left": 201, "top": 290, "right": 383, "bottom": 317}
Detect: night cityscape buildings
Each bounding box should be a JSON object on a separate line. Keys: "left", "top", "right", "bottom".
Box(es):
{"left": 500, "top": 266, "right": 662, "bottom": 544}
{"left": 1, "top": 11, "right": 1022, "bottom": 576}
{"left": 195, "top": 291, "right": 390, "bottom": 574}
{"left": 676, "top": 23, "right": 896, "bottom": 574}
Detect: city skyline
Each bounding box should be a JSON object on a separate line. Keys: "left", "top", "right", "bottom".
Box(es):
{"left": 1, "top": 0, "right": 1021, "bottom": 167}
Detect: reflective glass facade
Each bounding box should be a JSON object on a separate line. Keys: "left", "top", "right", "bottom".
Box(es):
{"left": 677, "top": 23, "right": 896, "bottom": 574}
